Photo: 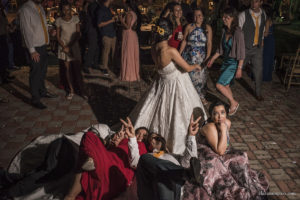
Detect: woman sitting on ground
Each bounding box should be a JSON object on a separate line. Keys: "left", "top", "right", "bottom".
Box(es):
{"left": 183, "top": 101, "right": 269, "bottom": 200}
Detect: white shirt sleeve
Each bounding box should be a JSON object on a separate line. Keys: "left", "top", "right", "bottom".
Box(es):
{"left": 19, "top": 8, "right": 36, "bottom": 53}
{"left": 128, "top": 137, "right": 141, "bottom": 169}
{"left": 180, "top": 135, "right": 197, "bottom": 166}
{"left": 238, "top": 11, "right": 245, "bottom": 29}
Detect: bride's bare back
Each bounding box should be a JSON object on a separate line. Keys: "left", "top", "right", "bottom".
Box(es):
{"left": 151, "top": 41, "right": 200, "bottom": 72}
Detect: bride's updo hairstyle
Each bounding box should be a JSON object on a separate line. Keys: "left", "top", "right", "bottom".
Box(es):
{"left": 153, "top": 18, "right": 173, "bottom": 43}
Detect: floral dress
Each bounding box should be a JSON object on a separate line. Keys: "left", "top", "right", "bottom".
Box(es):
{"left": 182, "top": 24, "right": 208, "bottom": 99}
{"left": 182, "top": 133, "right": 269, "bottom": 200}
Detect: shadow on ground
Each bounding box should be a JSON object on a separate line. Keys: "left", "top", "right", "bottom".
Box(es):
{"left": 86, "top": 82, "right": 137, "bottom": 126}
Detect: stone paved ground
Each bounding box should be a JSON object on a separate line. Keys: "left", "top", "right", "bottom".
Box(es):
{"left": 0, "top": 64, "right": 299, "bottom": 200}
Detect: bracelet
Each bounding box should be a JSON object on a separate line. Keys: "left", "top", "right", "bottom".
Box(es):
{"left": 238, "top": 66, "right": 243, "bottom": 69}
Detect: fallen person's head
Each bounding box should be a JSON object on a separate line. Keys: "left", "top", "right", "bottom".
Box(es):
{"left": 135, "top": 127, "right": 150, "bottom": 142}
{"left": 147, "top": 133, "right": 168, "bottom": 153}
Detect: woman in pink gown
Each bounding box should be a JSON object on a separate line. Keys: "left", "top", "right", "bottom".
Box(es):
{"left": 119, "top": 1, "right": 140, "bottom": 82}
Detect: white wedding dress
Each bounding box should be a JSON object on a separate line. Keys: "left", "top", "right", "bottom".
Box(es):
{"left": 129, "top": 61, "right": 207, "bottom": 154}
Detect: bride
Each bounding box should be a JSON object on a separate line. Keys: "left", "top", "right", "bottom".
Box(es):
{"left": 129, "top": 18, "right": 207, "bottom": 154}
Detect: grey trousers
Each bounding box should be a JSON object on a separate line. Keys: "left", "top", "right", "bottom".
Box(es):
{"left": 243, "top": 46, "right": 263, "bottom": 96}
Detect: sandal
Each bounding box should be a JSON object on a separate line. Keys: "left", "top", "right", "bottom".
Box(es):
{"left": 229, "top": 103, "right": 239, "bottom": 116}
{"left": 66, "top": 93, "right": 74, "bottom": 100}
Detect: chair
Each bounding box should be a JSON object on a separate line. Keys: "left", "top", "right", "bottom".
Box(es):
{"left": 283, "top": 46, "right": 300, "bottom": 91}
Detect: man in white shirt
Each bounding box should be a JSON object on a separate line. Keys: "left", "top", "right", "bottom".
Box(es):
{"left": 121, "top": 115, "right": 202, "bottom": 200}
{"left": 19, "top": 0, "right": 57, "bottom": 109}
{"left": 238, "top": 0, "right": 266, "bottom": 101}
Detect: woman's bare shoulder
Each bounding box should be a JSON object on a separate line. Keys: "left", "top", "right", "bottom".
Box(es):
{"left": 202, "top": 122, "right": 217, "bottom": 134}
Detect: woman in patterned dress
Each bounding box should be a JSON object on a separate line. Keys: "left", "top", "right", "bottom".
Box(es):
{"left": 183, "top": 101, "right": 269, "bottom": 200}
{"left": 179, "top": 8, "right": 212, "bottom": 105}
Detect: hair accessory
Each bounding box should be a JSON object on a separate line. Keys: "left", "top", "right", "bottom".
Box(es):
{"left": 153, "top": 25, "right": 165, "bottom": 35}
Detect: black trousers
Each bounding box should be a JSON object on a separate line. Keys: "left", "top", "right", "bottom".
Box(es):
{"left": 29, "top": 45, "right": 48, "bottom": 103}
{"left": 0, "top": 35, "right": 9, "bottom": 83}
{"left": 136, "top": 154, "right": 185, "bottom": 200}
{"left": 83, "top": 31, "right": 100, "bottom": 69}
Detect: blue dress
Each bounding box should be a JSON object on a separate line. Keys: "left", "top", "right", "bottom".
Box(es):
{"left": 263, "top": 24, "right": 275, "bottom": 82}
{"left": 217, "top": 35, "right": 237, "bottom": 86}
{"left": 182, "top": 25, "right": 207, "bottom": 99}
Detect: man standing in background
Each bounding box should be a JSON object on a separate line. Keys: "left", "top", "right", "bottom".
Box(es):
{"left": 239, "top": 0, "right": 266, "bottom": 101}
{"left": 97, "top": 0, "right": 116, "bottom": 76}
{"left": 19, "top": 0, "right": 57, "bottom": 109}
{"left": 83, "top": 0, "right": 101, "bottom": 74}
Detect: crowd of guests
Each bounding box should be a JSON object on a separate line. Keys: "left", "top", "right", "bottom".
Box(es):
{"left": 1, "top": 0, "right": 275, "bottom": 113}
{"left": 0, "top": 0, "right": 277, "bottom": 198}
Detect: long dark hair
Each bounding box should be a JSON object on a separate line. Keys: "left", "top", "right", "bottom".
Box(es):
{"left": 125, "top": 0, "right": 142, "bottom": 34}
{"left": 153, "top": 17, "right": 173, "bottom": 43}
{"left": 193, "top": 7, "right": 207, "bottom": 34}
{"left": 223, "top": 7, "right": 239, "bottom": 35}
{"left": 169, "top": 3, "right": 187, "bottom": 30}
{"left": 208, "top": 101, "right": 229, "bottom": 118}
{"left": 146, "top": 133, "right": 169, "bottom": 153}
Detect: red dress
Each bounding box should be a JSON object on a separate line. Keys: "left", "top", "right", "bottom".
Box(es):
{"left": 76, "top": 132, "right": 147, "bottom": 200}
{"left": 168, "top": 25, "right": 183, "bottom": 50}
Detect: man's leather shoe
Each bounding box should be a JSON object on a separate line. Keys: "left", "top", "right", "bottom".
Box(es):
{"left": 42, "top": 92, "right": 58, "bottom": 98}
{"left": 32, "top": 101, "right": 47, "bottom": 109}
{"left": 256, "top": 95, "right": 264, "bottom": 101}
{"left": 188, "top": 157, "right": 202, "bottom": 185}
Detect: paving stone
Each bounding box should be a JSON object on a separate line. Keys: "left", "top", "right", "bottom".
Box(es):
{"left": 241, "top": 134, "right": 258, "bottom": 142}
{"left": 287, "top": 153, "right": 300, "bottom": 158}
{"left": 231, "top": 143, "right": 249, "bottom": 151}
{"left": 253, "top": 150, "right": 272, "bottom": 159}
{"left": 262, "top": 141, "right": 280, "bottom": 150}
{"left": 64, "top": 115, "right": 79, "bottom": 121}
{"left": 77, "top": 120, "right": 91, "bottom": 128}
{"left": 69, "top": 105, "right": 82, "bottom": 111}
{"left": 47, "top": 121, "right": 62, "bottom": 128}
{"left": 268, "top": 180, "right": 282, "bottom": 193}
{"left": 268, "top": 169, "right": 291, "bottom": 180}
{"left": 270, "top": 134, "right": 286, "bottom": 141}
{"left": 60, "top": 126, "right": 74, "bottom": 133}
{"left": 249, "top": 127, "right": 264, "bottom": 135}
{"left": 249, "top": 160, "right": 263, "bottom": 170}
{"left": 276, "top": 158, "right": 298, "bottom": 168}
{"left": 53, "top": 110, "right": 67, "bottom": 116}
{"left": 37, "top": 115, "right": 52, "bottom": 122}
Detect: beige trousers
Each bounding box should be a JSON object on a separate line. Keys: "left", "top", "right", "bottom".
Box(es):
{"left": 102, "top": 36, "right": 116, "bottom": 69}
